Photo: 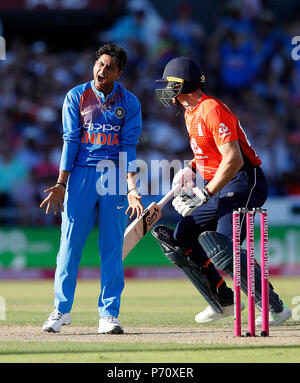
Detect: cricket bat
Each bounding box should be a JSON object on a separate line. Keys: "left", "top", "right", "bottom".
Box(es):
{"left": 122, "top": 185, "right": 181, "bottom": 259}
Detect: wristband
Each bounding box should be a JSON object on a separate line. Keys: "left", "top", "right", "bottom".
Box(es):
{"left": 204, "top": 186, "right": 212, "bottom": 197}
{"left": 127, "top": 187, "right": 138, "bottom": 194}
{"left": 56, "top": 182, "right": 66, "bottom": 188}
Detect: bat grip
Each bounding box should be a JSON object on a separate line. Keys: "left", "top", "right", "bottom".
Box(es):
{"left": 157, "top": 185, "right": 181, "bottom": 209}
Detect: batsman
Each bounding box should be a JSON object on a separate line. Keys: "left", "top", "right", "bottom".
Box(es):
{"left": 153, "top": 57, "right": 291, "bottom": 326}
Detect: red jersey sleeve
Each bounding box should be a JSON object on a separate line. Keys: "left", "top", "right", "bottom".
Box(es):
{"left": 202, "top": 100, "right": 239, "bottom": 147}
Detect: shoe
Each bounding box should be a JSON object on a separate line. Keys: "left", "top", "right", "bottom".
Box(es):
{"left": 98, "top": 316, "right": 124, "bottom": 334}
{"left": 256, "top": 302, "right": 292, "bottom": 326}
{"left": 195, "top": 303, "right": 245, "bottom": 323}
{"left": 42, "top": 309, "right": 72, "bottom": 333}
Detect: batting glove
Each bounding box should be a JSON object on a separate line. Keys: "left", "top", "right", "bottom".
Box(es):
{"left": 172, "top": 187, "right": 211, "bottom": 217}
{"left": 172, "top": 166, "right": 195, "bottom": 190}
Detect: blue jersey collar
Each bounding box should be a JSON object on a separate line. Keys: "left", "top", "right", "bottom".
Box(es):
{"left": 91, "top": 80, "right": 117, "bottom": 102}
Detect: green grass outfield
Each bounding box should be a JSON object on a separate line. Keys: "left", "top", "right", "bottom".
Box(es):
{"left": 0, "top": 277, "right": 299, "bottom": 364}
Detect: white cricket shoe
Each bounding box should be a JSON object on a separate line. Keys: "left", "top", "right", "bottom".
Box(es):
{"left": 98, "top": 316, "right": 124, "bottom": 334}
{"left": 256, "top": 302, "right": 292, "bottom": 326}
{"left": 42, "top": 309, "right": 72, "bottom": 333}
{"left": 195, "top": 303, "right": 245, "bottom": 323}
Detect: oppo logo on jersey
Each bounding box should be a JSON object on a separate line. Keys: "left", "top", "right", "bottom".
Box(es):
{"left": 83, "top": 122, "right": 121, "bottom": 132}
{"left": 81, "top": 122, "right": 120, "bottom": 146}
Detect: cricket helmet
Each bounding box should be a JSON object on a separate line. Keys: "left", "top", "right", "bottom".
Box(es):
{"left": 156, "top": 57, "right": 206, "bottom": 107}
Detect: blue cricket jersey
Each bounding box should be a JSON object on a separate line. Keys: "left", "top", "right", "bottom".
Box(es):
{"left": 59, "top": 80, "right": 142, "bottom": 172}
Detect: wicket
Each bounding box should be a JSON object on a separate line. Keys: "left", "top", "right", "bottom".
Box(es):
{"left": 233, "top": 208, "right": 269, "bottom": 337}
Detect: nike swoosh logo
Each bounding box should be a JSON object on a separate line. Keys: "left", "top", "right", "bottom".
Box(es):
{"left": 81, "top": 110, "right": 91, "bottom": 116}
{"left": 117, "top": 206, "right": 126, "bottom": 209}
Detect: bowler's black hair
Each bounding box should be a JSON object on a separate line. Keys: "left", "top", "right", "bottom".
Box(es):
{"left": 95, "top": 43, "right": 127, "bottom": 71}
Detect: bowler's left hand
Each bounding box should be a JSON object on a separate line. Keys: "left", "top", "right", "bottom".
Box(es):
{"left": 126, "top": 189, "right": 144, "bottom": 219}
{"left": 172, "top": 187, "right": 211, "bottom": 217}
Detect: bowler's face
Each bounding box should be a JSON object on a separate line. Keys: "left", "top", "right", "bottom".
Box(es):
{"left": 93, "top": 54, "right": 122, "bottom": 95}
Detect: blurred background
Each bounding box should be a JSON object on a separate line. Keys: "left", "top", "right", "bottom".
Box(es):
{"left": 0, "top": 0, "right": 300, "bottom": 278}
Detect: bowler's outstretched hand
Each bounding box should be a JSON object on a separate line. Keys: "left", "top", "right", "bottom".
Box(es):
{"left": 40, "top": 184, "right": 66, "bottom": 215}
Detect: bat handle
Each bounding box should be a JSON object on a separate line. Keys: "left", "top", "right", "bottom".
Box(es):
{"left": 157, "top": 185, "right": 181, "bottom": 209}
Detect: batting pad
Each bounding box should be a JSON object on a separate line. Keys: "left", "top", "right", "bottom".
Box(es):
{"left": 199, "top": 231, "right": 283, "bottom": 313}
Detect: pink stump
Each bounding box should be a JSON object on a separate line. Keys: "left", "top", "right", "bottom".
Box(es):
{"left": 233, "top": 210, "right": 241, "bottom": 337}
{"left": 260, "top": 210, "right": 269, "bottom": 336}
{"left": 246, "top": 210, "right": 255, "bottom": 336}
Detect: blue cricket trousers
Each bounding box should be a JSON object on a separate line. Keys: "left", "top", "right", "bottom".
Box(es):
{"left": 174, "top": 165, "right": 268, "bottom": 265}
{"left": 54, "top": 165, "right": 128, "bottom": 317}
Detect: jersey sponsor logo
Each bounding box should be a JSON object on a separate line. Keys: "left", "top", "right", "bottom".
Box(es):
{"left": 219, "top": 123, "right": 231, "bottom": 138}
{"left": 83, "top": 122, "right": 121, "bottom": 132}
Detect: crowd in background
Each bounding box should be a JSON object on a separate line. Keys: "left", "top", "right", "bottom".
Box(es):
{"left": 0, "top": 0, "right": 300, "bottom": 226}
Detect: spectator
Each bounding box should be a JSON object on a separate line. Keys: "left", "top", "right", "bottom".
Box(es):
{"left": 168, "top": 2, "right": 206, "bottom": 59}
{"left": 0, "top": 146, "right": 30, "bottom": 225}
{"left": 219, "top": 27, "right": 257, "bottom": 91}
{"left": 0, "top": 2, "right": 299, "bottom": 225}
{"left": 99, "top": 0, "right": 164, "bottom": 55}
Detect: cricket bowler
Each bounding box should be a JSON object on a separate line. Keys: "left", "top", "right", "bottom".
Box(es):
{"left": 40, "top": 43, "right": 143, "bottom": 334}
{"left": 153, "top": 56, "right": 291, "bottom": 325}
